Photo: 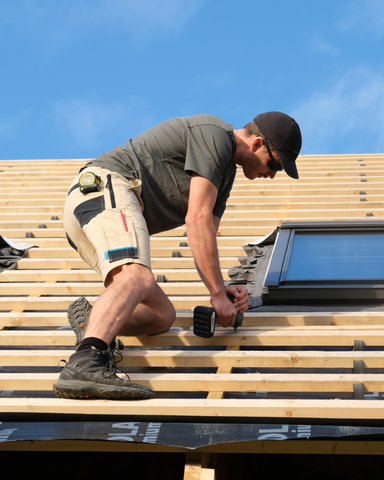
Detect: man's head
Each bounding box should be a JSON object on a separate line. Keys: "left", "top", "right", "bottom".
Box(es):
{"left": 251, "top": 111, "right": 302, "bottom": 179}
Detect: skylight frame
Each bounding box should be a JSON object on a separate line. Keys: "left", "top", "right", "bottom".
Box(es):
{"left": 262, "top": 221, "right": 384, "bottom": 304}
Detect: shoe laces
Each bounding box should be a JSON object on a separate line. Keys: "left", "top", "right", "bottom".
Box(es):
{"left": 98, "top": 349, "right": 130, "bottom": 382}
{"left": 111, "top": 346, "right": 131, "bottom": 382}
{"left": 112, "top": 346, "right": 123, "bottom": 366}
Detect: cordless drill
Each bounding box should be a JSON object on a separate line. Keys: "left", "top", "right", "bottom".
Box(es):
{"left": 193, "top": 294, "right": 243, "bottom": 338}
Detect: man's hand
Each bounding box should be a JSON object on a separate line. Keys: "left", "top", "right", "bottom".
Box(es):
{"left": 211, "top": 285, "right": 249, "bottom": 328}
{"left": 210, "top": 292, "right": 237, "bottom": 328}
{"left": 225, "top": 284, "right": 249, "bottom": 313}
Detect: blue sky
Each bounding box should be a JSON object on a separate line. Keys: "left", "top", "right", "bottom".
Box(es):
{"left": 1, "top": 0, "right": 384, "bottom": 160}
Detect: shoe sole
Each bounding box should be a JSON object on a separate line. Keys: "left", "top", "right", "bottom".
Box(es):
{"left": 67, "top": 297, "right": 92, "bottom": 349}
{"left": 53, "top": 380, "right": 155, "bottom": 400}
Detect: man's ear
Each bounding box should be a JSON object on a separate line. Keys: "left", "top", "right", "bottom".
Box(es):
{"left": 252, "top": 136, "right": 264, "bottom": 152}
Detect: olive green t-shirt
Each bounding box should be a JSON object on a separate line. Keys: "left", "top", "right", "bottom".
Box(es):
{"left": 85, "top": 114, "right": 237, "bottom": 235}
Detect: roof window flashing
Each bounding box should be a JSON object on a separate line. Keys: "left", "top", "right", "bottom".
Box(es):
{"left": 262, "top": 221, "right": 384, "bottom": 305}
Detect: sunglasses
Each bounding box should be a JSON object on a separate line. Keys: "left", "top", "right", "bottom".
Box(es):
{"left": 260, "top": 136, "right": 283, "bottom": 172}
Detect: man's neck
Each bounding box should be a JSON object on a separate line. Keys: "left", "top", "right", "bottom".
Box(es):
{"left": 233, "top": 129, "right": 254, "bottom": 164}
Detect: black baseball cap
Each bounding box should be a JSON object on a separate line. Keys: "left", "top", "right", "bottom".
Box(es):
{"left": 253, "top": 111, "right": 302, "bottom": 179}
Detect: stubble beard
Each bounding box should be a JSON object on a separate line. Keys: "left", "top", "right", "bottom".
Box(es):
{"left": 240, "top": 151, "right": 267, "bottom": 179}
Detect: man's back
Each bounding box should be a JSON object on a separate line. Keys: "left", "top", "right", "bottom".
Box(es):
{"left": 86, "top": 114, "right": 237, "bottom": 234}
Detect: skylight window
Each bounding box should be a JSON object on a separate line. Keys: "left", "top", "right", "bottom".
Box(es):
{"left": 262, "top": 221, "right": 384, "bottom": 304}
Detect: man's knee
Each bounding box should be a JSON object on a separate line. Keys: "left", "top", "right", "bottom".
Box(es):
{"left": 106, "top": 262, "right": 155, "bottom": 294}
{"left": 106, "top": 262, "right": 176, "bottom": 333}
{"left": 159, "top": 301, "right": 176, "bottom": 333}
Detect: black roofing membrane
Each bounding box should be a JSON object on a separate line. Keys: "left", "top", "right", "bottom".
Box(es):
{"left": 2, "top": 421, "right": 384, "bottom": 448}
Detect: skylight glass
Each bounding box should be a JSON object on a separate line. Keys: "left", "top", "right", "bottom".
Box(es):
{"left": 285, "top": 233, "right": 384, "bottom": 281}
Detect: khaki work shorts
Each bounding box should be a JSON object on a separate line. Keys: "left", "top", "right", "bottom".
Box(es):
{"left": 63, "top": 167, "right": 151, "bottom": 284}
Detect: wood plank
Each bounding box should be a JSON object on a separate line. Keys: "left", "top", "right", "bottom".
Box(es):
{"left": 10, "top": 313, "right": 380, "bottom": 329}
{"left": 208, "top": 346, "right": 240, "bottom": 400}
{"left": 6, "top": 236, "right": 255, "bottom": 247}
{"left": 229, "top": 187, "right": 384, "bottom": 196}
{"left": 1, "top": 220, "right": 63, "bottom": 228}
{"left": 3, "top": 199, "right": 384, "bottom": 212}
{"left": 0, "top": 270, "right": 101, "bottom": 282}
{"left": 14, "top": 257, "right": 237, "bottom": 269}
{"left": 1, "top": 398, "right": 384, "bottom": 420}
{"left": 0, "top": 171, "right": 378, "bottom": 181}
{"left": 0, "top": 268, "right": 230, "bottom": 282}
{"left": 4, "top": 194, "right": 384, "bottom": 207}
{"left": 184, "top": 453, "right": 202, "bottom": 480}
{"left": 2, "top": 329, "right": 384, "bottom": 347}
{"left": 227, "top": 194, "right": 384, "bottom": 203}
{"left": 231, "top": 177, "right": 384, "bottom": 184}
{"left": 1, "top": 225, "right": 272, "bottom": 238}
{"left": 3, "top": 211, "right": 384, "bottom": 227}
{"left": 223, "top": 202, "right": 384, "bottom": 211}
{"left": 5, "top": 173, "right": 383, "bottom": 183}
{"left": 2, "top": 349, "right": 384, "bottom": 368}
{"left": 0, "top": 207, "right": 62, "bottom": 215}
{"left": 0, "top": 281, "right": 210, "bottom": 295}
{"left": 1, "top": 188, "right": 383, "bottom": 199}
{"left": 230, "top": 182, "right": 384, "bottom": 191}
{"left": 1, "top": 372, "right": 383, "bottom": 392}
{"left": 0, "top": 182, "right": 73, "bottom": 188}
{"left": 0, "top": 189, "right": 68, "bottom": 195}
{"left": 1, "top": 311, "right": 384, "bottom": 328}
{"left": 117, "top": 329, "right": 384, "bottom": 347}
{"left": 200, "top": 468, "right": 215, "bottom": 480}
{"left": 0, "top": 295, "right": 212, "bottom": 311}
{"left": 1, "top": 212, "right": 384, "bottom": 229}
{"left": 21, "top": 245, "right": 244, "bottom": 258}
{"left": 0, "top": 200, "right": 65, "bottom": 206}
{"left": 0, "top": 228, "right": 67, "bottom": 238}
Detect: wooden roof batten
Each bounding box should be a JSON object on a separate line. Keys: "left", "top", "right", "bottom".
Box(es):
{"left": 2, "top": 154, "right": 384, "bottom": 451}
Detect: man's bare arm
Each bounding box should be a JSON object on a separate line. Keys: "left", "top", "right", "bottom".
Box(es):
{"left": 194, "top": 214, "right": 249, "bottom": 316}
{"left": 185, "top": 173, "right": 238, "bottom": 327}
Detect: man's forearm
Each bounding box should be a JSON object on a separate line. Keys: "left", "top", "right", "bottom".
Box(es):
{"left": 194, "top": 261, "right": 205, "bottom": 285}
{"left": 186, "top": 215, "right": 226, "bottom": 298}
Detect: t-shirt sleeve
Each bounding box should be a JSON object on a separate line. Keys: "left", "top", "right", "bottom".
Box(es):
{"left": 184, "top": 125, "right": 234, "bottom": 190}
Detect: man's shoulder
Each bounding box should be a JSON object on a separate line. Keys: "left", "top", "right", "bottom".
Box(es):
{"left": 137, "top": 114, "right": 233, "bottom": 141}
{"left": 176, "top": 114, "right": 232, "bottom": 131}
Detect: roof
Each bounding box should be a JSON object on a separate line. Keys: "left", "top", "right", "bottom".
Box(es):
{"left": 1, "top": 154, "right": 384, "bottom": 453}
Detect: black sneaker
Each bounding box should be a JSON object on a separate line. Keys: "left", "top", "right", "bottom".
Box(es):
{"left": 67, "top": 297, "right": 91, "bottom": 349}
{"left": 53, "top": 348, "right": 155, "bottom": 400}
{"left": 67, "top": 297, "right": 120, "bottom": 369}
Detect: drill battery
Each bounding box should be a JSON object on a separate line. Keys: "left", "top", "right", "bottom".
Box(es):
{"left": 193, "top": 294, "right": 243, "bottom": 338}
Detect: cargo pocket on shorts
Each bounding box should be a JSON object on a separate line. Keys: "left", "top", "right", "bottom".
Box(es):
{"left": 74, "top": 195, "right": 105, "bottom": 228}
{"left": 103, "top": 211, "right": 139, "bottom": 263}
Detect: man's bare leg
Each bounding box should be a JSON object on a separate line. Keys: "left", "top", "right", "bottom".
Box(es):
{"left": 84, "top": 263, "right": 176, "bottom": 345}
{"left": 53, "top": 263, "right": 173, "bottom": 400}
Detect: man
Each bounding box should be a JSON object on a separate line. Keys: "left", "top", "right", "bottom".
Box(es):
{"left": 53, "top": 111, "right": 302, "bottom": 400}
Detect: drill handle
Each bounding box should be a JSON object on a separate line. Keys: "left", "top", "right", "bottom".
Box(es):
{"left": 227, "top": 294, "right": 244, "bottom": 329}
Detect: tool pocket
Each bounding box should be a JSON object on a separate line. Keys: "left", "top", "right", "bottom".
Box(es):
{"left": 103, "top": 210, "right": 139, "bottom": 263}
{"left": 74, "top": 195, "right": 105, "bottom": 228}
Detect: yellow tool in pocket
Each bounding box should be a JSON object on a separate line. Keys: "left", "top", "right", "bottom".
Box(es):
{"left": 79, "top": 172, "right": 101, "bottom": 194}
